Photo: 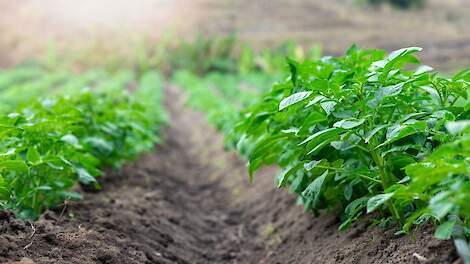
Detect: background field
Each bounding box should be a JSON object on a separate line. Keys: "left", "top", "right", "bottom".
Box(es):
{"left": 0, "top": 0, "right": 469, "bottom": 70}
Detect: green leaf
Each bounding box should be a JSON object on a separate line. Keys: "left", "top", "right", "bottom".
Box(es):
{"left": 339, "top": 197, "right": 369, "bottom": 230}
{"left": 414, "top": 65, "right": 433, "bottom": 75}
{"left": 368, "top": 83, "right": 404, "bottom": 107}
{"left": 376, "top": 83, "right": 403, "bottom": 98}
{"left": 277, "top": 163, "right": 303, "bottom": 188}
{"left": 446, "top": 120, "right": 470, "bottom": 135}
{"left": 281, "top": 127, "right": 300, "bottom": 134}
{"left": 0, "top": 148, "right": 16, "bottom": 157}
{"left": 434, "top": 221, "right": 456, "bottom": 240}
{"left": 35, "top": 185, "right": 52, "bottom": 191}
{"left": 376, "top": 121, "right": 427, "bottom": 149}
{"left": 346, "top": 44, "right": 358, "bottom": 56}
{"left": 0, "top": 160, "right": 29, "bottom": 174}
{"left": 279, "top": 91, "right": 312, "bottom": 110}
{"left": 287, "top": 58, "right": 299, "bottom": 86}
{"left": 320, "top": 101, "right": 337, "bottom": 115}
{"left": 388, "top": 47, "right": 422, "bottom": 61}
{"left": 77, "top": 168, "right": 97, "bottom": 185}
{"left": 300, "top": 128, "right": 341, "bottom": 155}
{"left": 304, "top": 160, "right": 322, "bottom": 171}
{"left": 364, "top": 125, "right": 388, "bottom": 143}
{"left": 330, "top": 134, "right": 361, "bottom": 151}
{"left": 389, "top": 153, "right": 416, "bottom": 171}
{"left": 61, "top": 134, "right": 81, "bottom": 148}
{"left": 372, "top": 47, "right": 422, "bottom": 69}
{"left": 0, "top": 176, "right": 8, "bottom": 199}
{"left": 333, "top": 119, "right": 365, "bottom": 129}
{"left": 248, "top": 134, "right": 288, "bottom": 179}
{"left": 60, "top": 191, "right": 83, "bottom": 201}
{"left": 84, "top": 137, "right": 113, "bottom": 155}
{"left": 454, "top": 236, "right": 470, "bottom": 264}
{"left": 429, "top": 193, "right": 454, "bottom": 220}
{"left": 46, "top": 162, "right": 64, "bottom": 171}
{"left": 397, "top": 176, "right": 410, "bottom": 184}
{"left": 26, "top": 147, "right": 41, "bottom": 164}
{"left": 344, "top": 183, "right": 353, "bottom": 200}
{"left": 301, "top": 170, "right": 328, "bottom": 208}
{"left": 250, "top": 134, "right": 288, "bottom": 161}
{"left": 300, "top": 128, "right": 340, "bottom": 145}
{"left": 305, "top": 95, "right": 326, "bottom": 108}
{"left": 367, "top": 192, "right": 395, "bottom": 213}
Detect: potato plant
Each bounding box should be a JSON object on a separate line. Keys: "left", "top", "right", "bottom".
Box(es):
{"left": 235, "top": 46, "right": 469, "bottom": 239}
{"left": 0, "top": 70, "right": 165, "bottom": 218}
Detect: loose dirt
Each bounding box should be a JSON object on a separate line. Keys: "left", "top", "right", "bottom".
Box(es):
{"left": 0, "top": 86, "right": 458, "bottom": 264}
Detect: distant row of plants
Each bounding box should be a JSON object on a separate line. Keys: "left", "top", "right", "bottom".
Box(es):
{"left": 361, "top": 0, "right": 425, "bottom": 9}
{"left": 154, "top": 35, "right": 321, "bottom": 76}
{"left": 172, "top": 70, "right": 274, "bottom": 146}
{"left": 168, "top": 36, "right": 315, "bottom": 149}
{"left": 35, "top": 34, "right": 321, "bottom": 80}
{"left": 0, "top": 68, "right": 165, "bottom": 218}
{"left": 169, "top": 37, "right": 320, "bottom": 148}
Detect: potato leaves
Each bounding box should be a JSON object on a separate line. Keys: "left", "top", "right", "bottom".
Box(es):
{"left": 170, "top": 41, "right": 469, "bottom": 257}
{"left": 236, "top": 45, "right": 470, "bottom": 241}
{"left": 0, "top": 70, "right": 165, "bottom": 218}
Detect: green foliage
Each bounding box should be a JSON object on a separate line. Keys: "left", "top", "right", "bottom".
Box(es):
{"left": 0, "top": 67, "right": 43, "bottom": 90}
{"left": 235, "top": 45, "right": 469, "bottom": 237}
{"left": 363, "top": 0, "right": 425, "bottom": 9}
{"left": 0, "top": 69, "right": 69, "bottom": 112}
{"left": 0, "top": 66, "right": 109, "bottom": 113}
{"left": 169, "top": 38, "right": 470, "bottom": 260}
{"left": 0, "top": 69, "right": 165, "bottom": 218}
{"left": 161, "top": 35, "right": 238, "bottom": 75}
{"left": 172, "top": 69, "right": 278, "bottom": 153}
{"left": 170, "top": 38, "right": 321, "bottom": 157}
{"left": 161, "top": 35, "right": 318, "bottom": 77}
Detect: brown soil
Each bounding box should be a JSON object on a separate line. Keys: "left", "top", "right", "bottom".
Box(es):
{"left": 0, "top": 86, "right": 458, "bottom": 264}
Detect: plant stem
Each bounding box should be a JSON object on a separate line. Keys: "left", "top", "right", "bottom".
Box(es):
{"left": 315, "top": 165, "right": 381, "bottom": 183}
{"left": 369, "top": 148, "right": 403, "bottom": 224}
{"left": 370, "top": 150, "right": 391, "bottom": 188}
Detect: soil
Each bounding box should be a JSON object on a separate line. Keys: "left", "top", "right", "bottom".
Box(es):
{"left": 0, "top": 86, "right": 459, "bottom": 264}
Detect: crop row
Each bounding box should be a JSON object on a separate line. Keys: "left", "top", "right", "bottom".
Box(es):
{"left": 172, "top": 70, "right": 277, "bottom": 149}
{"left": 0, "top": 68, "right": 165, "bottom": 218}
{"left": 240, "top": 46, "right": 469, "bottom": 251}
{"left": 175, "top": 45, "right": 470, "bottom": 259}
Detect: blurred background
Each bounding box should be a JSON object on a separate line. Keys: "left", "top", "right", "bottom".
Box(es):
{"left": 0, "top": 0, "right": 469, "bottom": 71}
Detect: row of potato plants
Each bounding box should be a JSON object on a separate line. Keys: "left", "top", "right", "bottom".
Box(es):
{"left": 0, "top": 69, "right": 165, "bottom": 219}
{"left": 168, "top": 40, "right": 470, "bottom": 259}
{"left": 234, "top": 45, "right": 469, "bottom": 254}
{"left": 0, "top": 65, "right": 110, "bottom": 113}
{"left": 171, "top": 70, "right": 277, "bottom": 150}
{"left": 161, "top": 34, "right": 319, "bottom": 77}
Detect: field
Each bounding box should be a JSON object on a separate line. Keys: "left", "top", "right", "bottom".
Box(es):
{"left": 0, "top": 1, "right": 469, "bottom": 264}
